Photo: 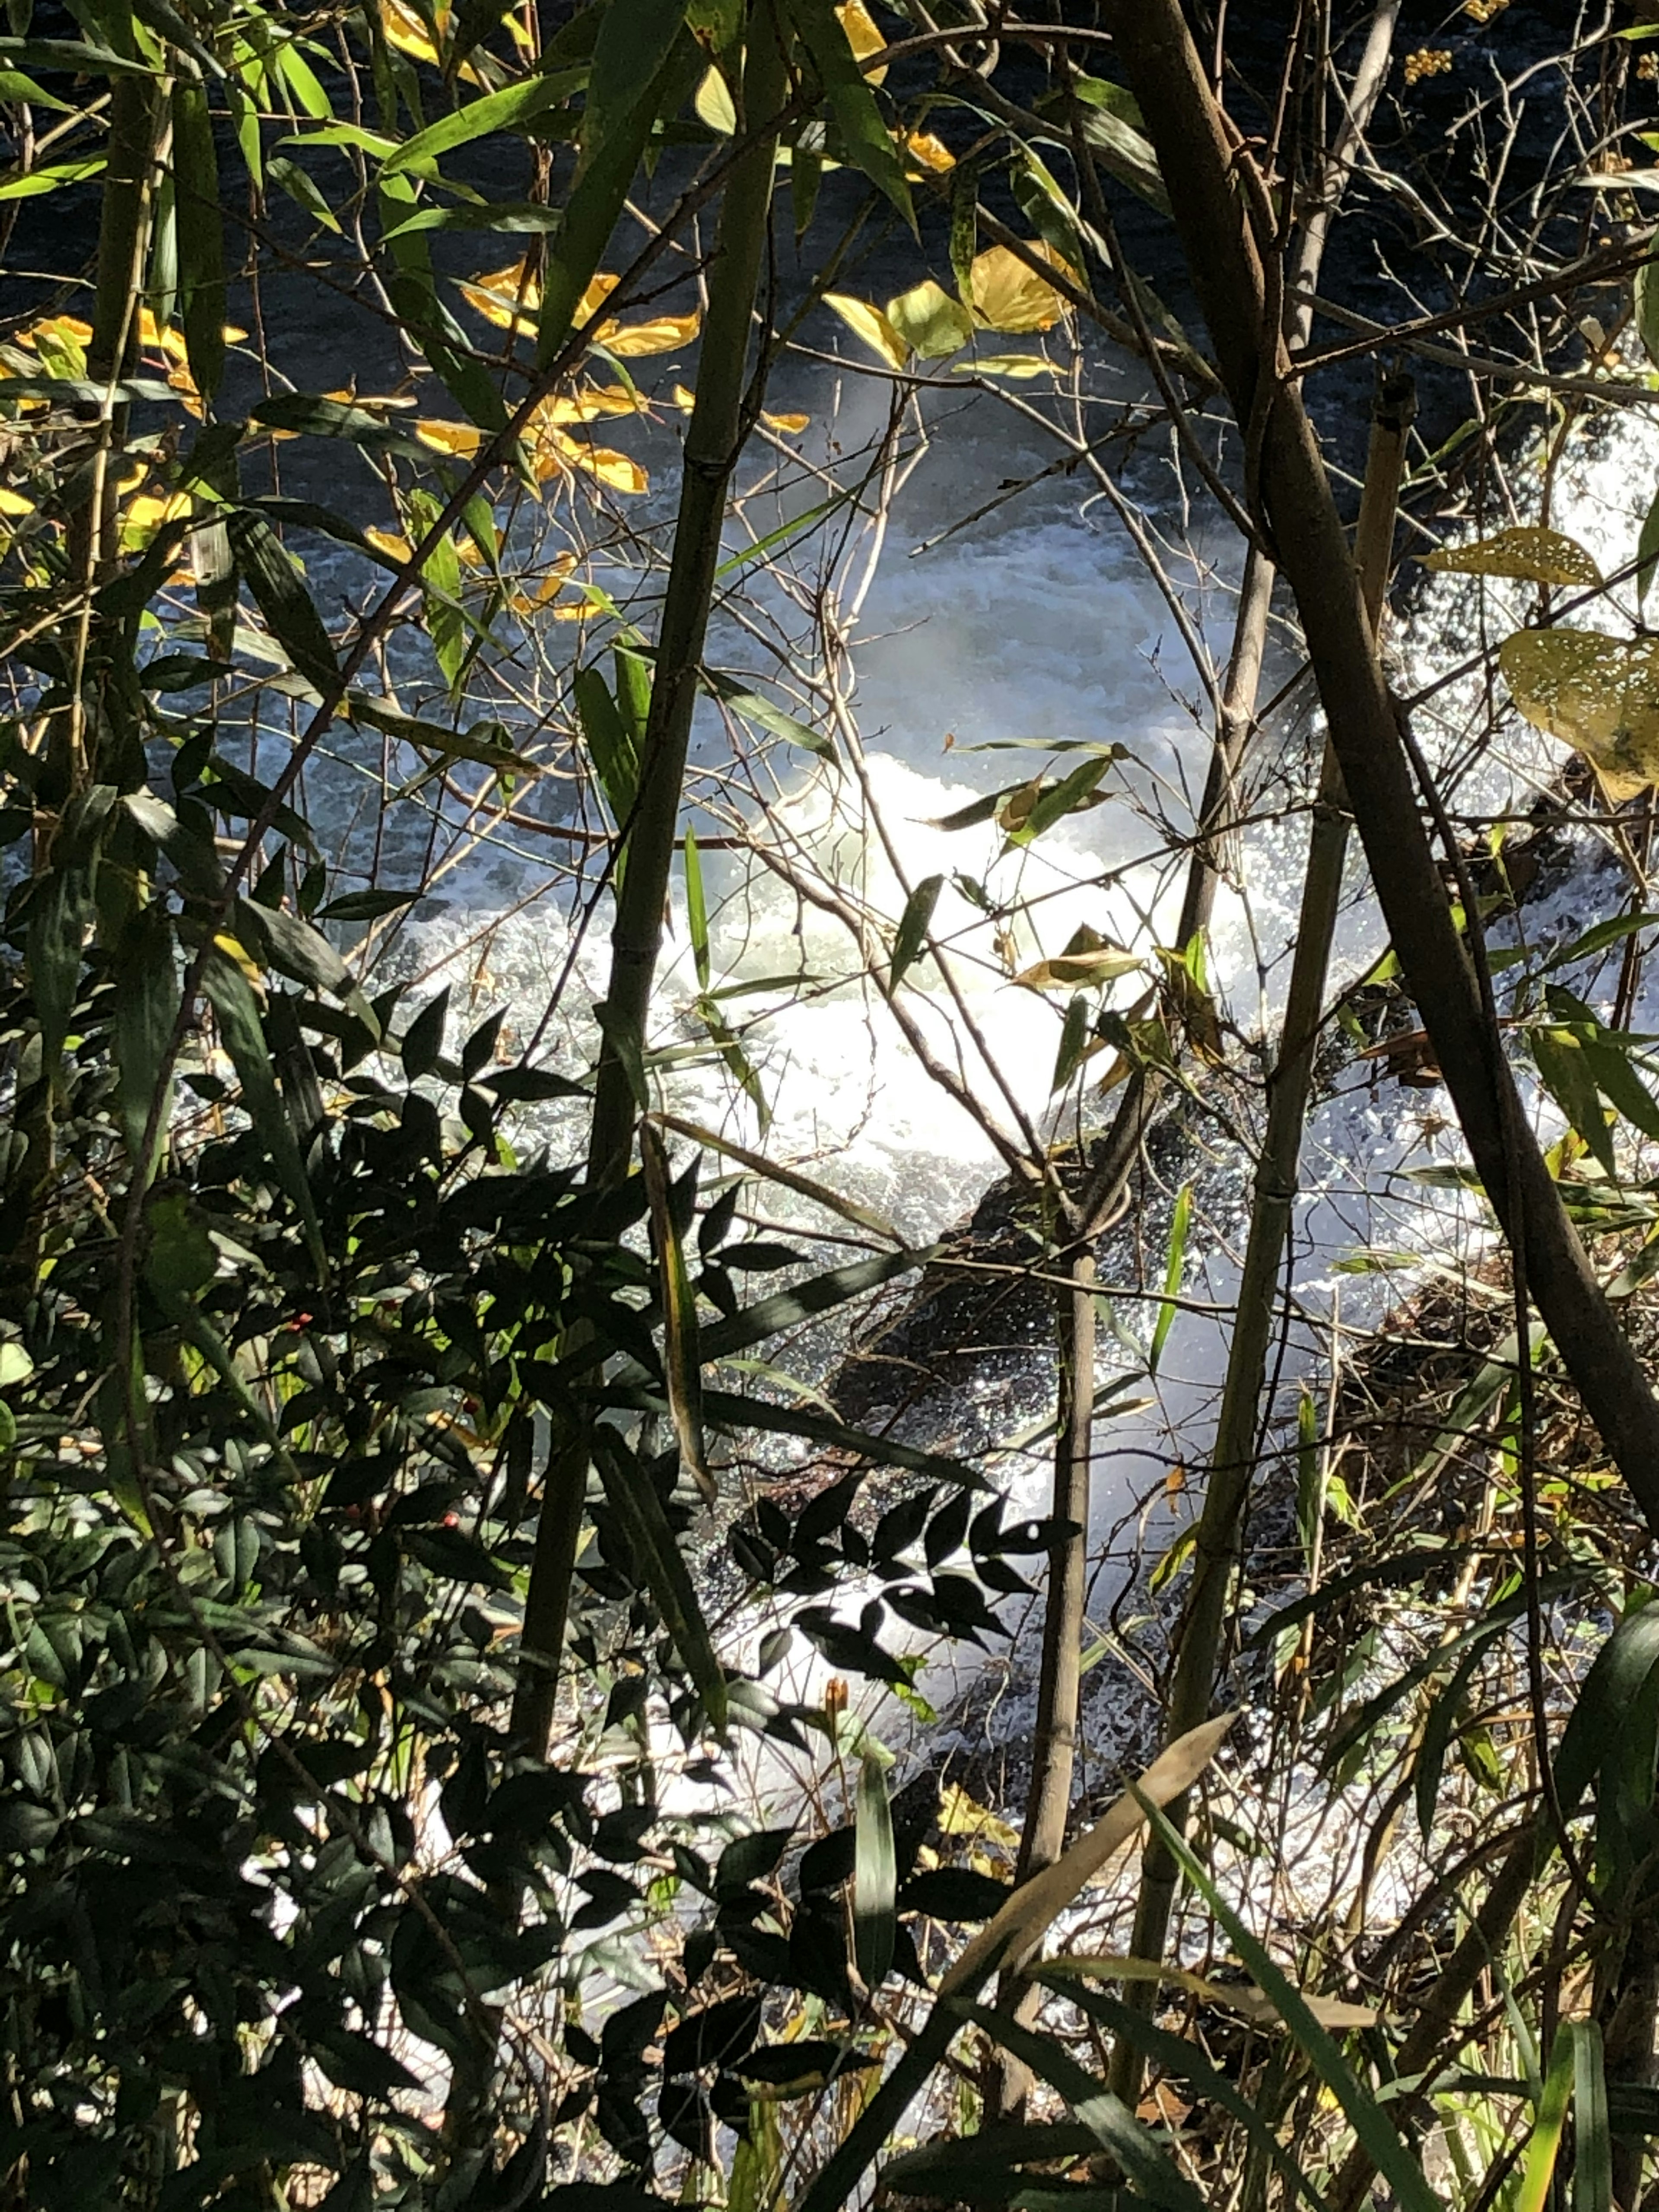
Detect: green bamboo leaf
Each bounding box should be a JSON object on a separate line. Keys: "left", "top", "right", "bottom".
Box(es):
{"left": 1149, "top": 1182, "right": 1190, "bottom": 1374}
{"left": 1556, "top": 1594, "right": 1659, "bottom": 1815}
{"left": 1577, "top": 2021, "right": 1613, "bottom": 2212}
{"left": 170, "top": 73, "right": 226, "bottom": 404}
{"left": 1045, "top": 1976, "right": 1330, "bottom": 2212}
{"left": 890, "top": 874, "right": 942, "bottom": 991}
{"left": 264, "top": 153, "right": 342, "bottom": 233}
{"left": 854, "top": 1753, "right": 896, "bottom": 1993}
{"left": 1051, "top": 993, "right": 1091, "bottom": 1093}
{"left": 700, "top": 1246, "right": 931, "bottom": 1362}
{"left": 225, "top": 509, "right": 340, "bottom": 699}
{"left": 1004, "top": 755, "right": 1112, "bottom": 847}
{"left": 1516, "top": 2027, "right": 1579, "bottom": 2212}
{"left": 784, "top": 0, "right": 914, "bottom": 230}
{"left": 1532, "top": 1024, "right": 1616, "bottom": 1178}
{"left": 684, "top": 827, "right": 711, "bottom": 991}
{"left": 705, "top": 672, "right": 837, "bottom": 760}
{"left": 1581, "top": 1031, "right": 1659, "bottom": 1143}
{"left": 1413, "top": 1634, "right": 1490, "bottom": 1842}
{"left": 591, "top": 1426, "right": 727, "bottom": 1730}
{"left": 955, "top": 2003, "right": 1204, "bottom": 2212}
{"left": 575, "top": 663, "right": 641, "bottom": 825}
{"left": 201, "top": 946, "right": 324, "bottom": 1275}
{"left": 793, "top": 1721, "right": 1234, "bottom": 2212}
{"left": 535, "top": 13, "right": 694, "bottom": 369}
{"left": 1638, "top": 254, "right": 1659, "bottom": 375}
{"left": 0, "top": 154, "right": 105, "bottom": 200}
{"left": 111, "top": 906, "right": 178, "bottom": 1183}
{"left": 380, "top": 66, "right": 583, "bottom": 174}
{"left": 641, "top": 1122, "right": 715, "bottom": 1503}
{"left": 1138, "top": 1795, "right": 1440, "bottom": 2212}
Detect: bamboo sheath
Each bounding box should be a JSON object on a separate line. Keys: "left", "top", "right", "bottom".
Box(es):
{"left": 1105, "top": 0, "right": 1659, "bottom": 1540}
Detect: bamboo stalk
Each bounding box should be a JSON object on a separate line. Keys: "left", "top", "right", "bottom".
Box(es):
{"left": 587, "top": 0, "right": 789, "bottom": 1189}
{"left": 1106, "top": 0, "right": 1659, "bottom": 1538}
{"left": 1108, "top": 378, "right": 1413, "bottom": 2098}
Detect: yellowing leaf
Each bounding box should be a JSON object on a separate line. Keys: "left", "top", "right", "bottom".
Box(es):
{"left": 905, "top": 128, "right": 955, "bottom": 172}
{"left": 938, "top": 1783, "right": 1019, "bottom": 1850}
{"left": 884, "top": 277, "right": 972, "bottom": 359}
{"left": 953, "top": 353, "right": 1057, "bottom": 379}
{"left": 825, "top": 292, "right": 908, "bottom": 370}
{"left": 604, "top": 311, "right": 699, "bottom": 357}
{"left": 508, "top": 550, "right": 578, "bottom": 614}
{"left": 365, "top": 527, "right": 414, "bottom": 563}
{"left": 970, "top": 242, "right": 1077, "bottom": 334}
{"left": 695, "top": 62, "right": 737, "bottom": 133}
{"left": 413, "top": 416, "right": 483, "bottom": 458}
{"left": 1500, "top": 627, "right": 1659, "bottom": 801}
{"left": 532, "top": 428, "right": 648, "bottom": 493}
{"left": 763, "top": 408, "right": 810, "bottom": 433}
{"left": 379, "top": 0, "right": 488, "bottom": 82}
{"left": 1421, "top": 525, "right": 1602, "bottom": 588}
{"left": 0, "top": 487, "right": 32, "bottom": 516}
{"left": 837, "top": 0, "right": 887, "bottom": 82}
{"left": 1016, "top": 944, "right": 1141, "bottom": 991}
{"left": 464, "top": 262, "right": 698, "bottom": 355}
{"left": 118, "top": 490, "right": 192, "bottom": 553}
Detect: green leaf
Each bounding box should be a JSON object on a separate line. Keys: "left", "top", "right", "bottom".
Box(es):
{"left": 1051, "top": 992, "right": 1091, "bottom": 1094}
{"left": 1004, "top": 755, "right": 1112, "bottom": 847}
{"left": 201, "top": 946, "right": 325, "bottom": 1274}
{"left": 1639, "top": 483, "right": 1659, "bottom": 613}
{"left": 381, "top": 67, "right": 583, "bottom": 173}
{"left": 348, "top": 694, "right": 522, "bottom": 772}
{"left": 171, "top": 74, "right": 227, "bottom": 404}
{"left": 1046, "top": 1977, "right": 1327, "bottom": 2212}
{"left": 854, "top": 1754, "right": 896, "bottom": 1993}
{"left": 0, "top": 154, "right": 105, "bottom": 201}
{"left": 883, "top": 2123, "right": 1103, "bottom": 2201}
{"left": 684, "top": 828, "right": 711, "bottom": 992}
{"left": 641, "top": 1122, "right": 713, "bottom": 1504}
{"left": 785, "top": 0, "right": 914, "bottom": 231}
{"left": 891, "top": 874, "right": 942, "bottom": 990}
{"left": 1532, "top": 1024, "right": 1616, "bottom": 1178}
{"left": 111, "top": 906, "right": 178, "bottom": 1182}
{"left": 264, "top": 153, "right": 342, "bottom": 232}
{"left": 1138, "top": 1796, "right": 1441, "bottom": 2212}
{"left": 1516, "top": 2027, "right": 1579, "bottom": 2212}
{"left": 592, "top": 1426, "right": 727, "bottom": 1730}
{"left": 1577, "top": 2022, "right": 1613, "bottom": 2212}
{"left": 705, "top": 672, "right": 836, "bottom": 760}
{"left": 1638, "top": 254, "right": 1659, "bottom": 375}
{"left": 598, "top": 1380, "right": 986, "bottom": 1487}
{"left": 575, "top": 663, "right": 641, "bottom": 826}
{"left": 700, "top": 1247, "right": 930, "bottom": 1363}
{"left": 1150, "top": 1183, "right": 1190, "bottom": 1375}
{"left": 1556, "top": 1595, "right": 1659, "bottom": 1815}
{"left": 955, "top": 2005, "right": 1204, "bottom": 2212}
{"left": 225, "top": 509, "right": 340, "bottom": 698}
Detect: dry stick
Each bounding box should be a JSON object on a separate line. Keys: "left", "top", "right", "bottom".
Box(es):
{"left": 1107, "top": 374, "right": 1414, "bottom": 2103}
{"left": 1106, "top": 0, "right": 1659, "bottom": 1536}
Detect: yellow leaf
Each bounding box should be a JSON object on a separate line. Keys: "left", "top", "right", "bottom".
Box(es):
{"left": 365, "top": 527, "right": 414, "bottom": 563}
{"left": 970, "top": 242, "right": 1077, "bottom": 334}
{"left": 937, "top": 1783, "right": 1020, "bottom": 1850}
{"left": 22, "top": 313, "right": 91, "bottom": 347}
{"left": 602, "top": 310, "right": 700, "bottom": 357}
{"left": 118, "top": 489, "right": 192, "bottom": 553}
{"left": 885, "top": 277, "right": 972, "bottom": 359}
{"left": 762, "top": 408, "right": 810, "bottom": 433}
{"left": 953, "top": 352, "right": 1057, "bottom": 379}
{"left": 1500, "top": 627, "right": 1659, "bottom": 801}
{"left": 824, "top": 292, "right": 908, "bottom": 370}
{"left": 212, "top": 934, "right": 265, "bottom": 993}
{"left": 695, "top": 62, "right": 737, "bottom": 133}
{"left": 414, "top": 417, "right": 483, "bottom": 457}
{"left": 0, "top": 486, "right": 32, "bottom": 516}
{"left": 533, "top": 428, "right": 648, "bottom": 493}
{"left": 379, "top": 0, "right": 488, "bottom": 83}
{"left": 465, "top": 263, "right": 698, "bottom": 355}
{"left": 166, "top": 360, "right": 205, "bottom": 419}
{"left": 837, "top": 0, "right": 887, "bottom": 81}
{"left": 1420, "top": 525, "right": 1602, "bottom": 588}
{"left": 905, "top": 128, "right": 955, "bottom": 172}
{"left": 534, "top": 384, "right": 644, "bottom": 424}
{"left": 1015, "top": 944, "right": 1141, "bottom": 991}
